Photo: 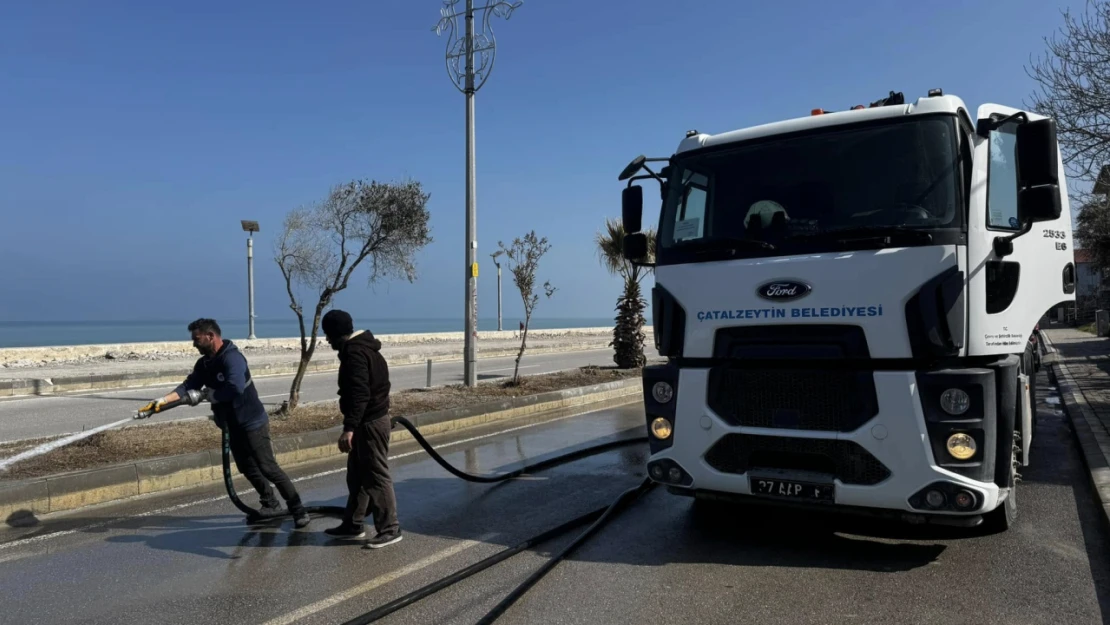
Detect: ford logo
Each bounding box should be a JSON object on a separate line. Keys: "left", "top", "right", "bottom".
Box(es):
{"left": 756, "top": 280, "right": 812, "bottom": 301}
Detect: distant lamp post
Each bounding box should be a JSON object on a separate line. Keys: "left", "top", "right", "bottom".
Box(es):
{"left": 435, "top": 0, "right": 523, "bottom": 386}
{"left": 491, "top": 251, "right": 503, "bottom": 331}
{"left": 241, "top": 220, "right": 260, "bottom": 340}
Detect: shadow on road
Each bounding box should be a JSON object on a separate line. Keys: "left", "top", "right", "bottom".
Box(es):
{"left": 103, "top": 516, "right": 338, "bottom": 560}
{"left": 6, "top": 455, "right": 947, "bottom": 577}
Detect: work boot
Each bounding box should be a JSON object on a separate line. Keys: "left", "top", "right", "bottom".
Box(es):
{"left": 324, "top": 522, "right": 366, "bottom": 540}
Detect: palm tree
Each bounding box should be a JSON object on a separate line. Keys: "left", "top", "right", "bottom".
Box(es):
{"left": 595, "top": 217, "right": 657, "bottom": 369}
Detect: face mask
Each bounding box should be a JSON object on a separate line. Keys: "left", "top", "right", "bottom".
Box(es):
{"left": 192, "top": 334, "right": 216, "bottom": 355}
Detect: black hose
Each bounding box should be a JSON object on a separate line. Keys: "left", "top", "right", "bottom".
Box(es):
{"left": 220, "top": 415, "right": 648, "bottom": 521}
{"left": 219, "top": 424, "right": 347, "bottom": 521}
{"left": 215, "top": 413, "right": 653, "bottom": 621}
{"left": 338, "top": 503, "right": 612, "bottom": 625}
{"left": 474, "top": 477, "right": 656, "bottom": 625}
{"left": 390, "top": 415, "right": 647, "bottom": 483}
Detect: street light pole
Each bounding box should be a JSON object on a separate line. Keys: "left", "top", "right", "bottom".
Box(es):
{"left": 241, "top": 220, "right": 260, "bottom": 340}
{"left": 435, "top": 0, "right": 522, "bottom": 387}
{"left": 495, "top": 260, "right": 502, "bottom": 331}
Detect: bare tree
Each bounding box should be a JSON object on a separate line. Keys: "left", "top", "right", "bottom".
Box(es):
{"left": 495, "top": 231, "right": 556, "bottom": 385}
{"left": 1027, "top": 0, "right": 1110, "bottom": 265}
{"left": 275, "top": 179, "right": 432, "bottom": 410}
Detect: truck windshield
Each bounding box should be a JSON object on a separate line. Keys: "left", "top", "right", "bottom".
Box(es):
{"left": 657, "top": 115, "right": 962, "bottom": 264}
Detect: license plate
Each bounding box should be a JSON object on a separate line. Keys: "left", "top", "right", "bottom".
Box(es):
{"left": 749, "top": 477, "right": 834, "bottom": 503}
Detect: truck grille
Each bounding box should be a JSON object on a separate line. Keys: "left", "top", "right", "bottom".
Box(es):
{"left": 704, "top": 433, "right": 891, "bottom": 486}
{"left": 706, "top": 367, "right": 878, "bottom": 432}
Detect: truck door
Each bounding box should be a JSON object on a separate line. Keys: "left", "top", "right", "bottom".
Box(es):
{"left": 966, "top": 103, "right": 1076, "bottom": 357}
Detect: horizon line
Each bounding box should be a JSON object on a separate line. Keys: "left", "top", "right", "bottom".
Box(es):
{"left": 0, "top": 316, "right": 621, "bottom": 325}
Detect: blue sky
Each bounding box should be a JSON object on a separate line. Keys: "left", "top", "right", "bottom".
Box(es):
{"left": 0, "top": 0, "right": 1086, "bottom": 324}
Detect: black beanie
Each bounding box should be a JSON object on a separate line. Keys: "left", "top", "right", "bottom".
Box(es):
{"left": 322, "top": 309, "right": 354, "bottom": 337}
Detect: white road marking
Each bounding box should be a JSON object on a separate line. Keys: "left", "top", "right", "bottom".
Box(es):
{"left": 258, "top": 533, "right": 498, "bottom": 625}
{"left": 0, "top": 408, "right": 614, "bottom": 551}
{"left": 478, "top": 365, "right": 539, "bottom": 374}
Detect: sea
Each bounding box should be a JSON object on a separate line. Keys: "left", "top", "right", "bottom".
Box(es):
{"left": 0, "top": 318, "right": 616, "bottom": 349}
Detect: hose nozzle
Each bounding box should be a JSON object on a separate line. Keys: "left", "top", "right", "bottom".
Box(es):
{"left": 185, "top": 389, "right": 204, "bottom": 406}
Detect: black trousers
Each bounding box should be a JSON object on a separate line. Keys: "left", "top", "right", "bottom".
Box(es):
{"left": 344, "top": 416, "right": 400, "bottom": 535}
{"left": 229, "top": 422, "right": 304, "bottom": 513}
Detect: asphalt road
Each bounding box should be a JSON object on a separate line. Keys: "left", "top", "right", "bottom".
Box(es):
{"left": 0, "top": 349, "right": 615, "bottom": 442}
{"left": 2, "top": 369, "right": 1109, "bottom": 625}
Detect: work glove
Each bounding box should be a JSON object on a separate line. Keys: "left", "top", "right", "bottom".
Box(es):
{"left": 202, "top": 387, "right": 218, "bottom": 405}
{"left": 135, "top": 398, "right": 165, "bottom": 419}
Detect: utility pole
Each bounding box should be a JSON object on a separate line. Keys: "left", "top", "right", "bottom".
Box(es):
{"left": 435, "top": 0, "right": 522, "bottom": 387}
{"left": 241, "top": 220, "right": 260, "bottom": 340}
{"left": 491, "top": 250, "right": 504, "bottom": 331}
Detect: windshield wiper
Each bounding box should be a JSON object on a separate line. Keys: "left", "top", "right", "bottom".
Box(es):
{"left": 791, "top": 226, "right": 935, "bottom": 246}
{"left": 674, "top": 235, "right": 776, "bottom": 253}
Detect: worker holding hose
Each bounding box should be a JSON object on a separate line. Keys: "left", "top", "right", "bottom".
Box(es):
{"left": 319, "top": 309, "right": 402, "bottom": 549}
{"left": 138, "top": 318, "right": 311, "bottom": 529}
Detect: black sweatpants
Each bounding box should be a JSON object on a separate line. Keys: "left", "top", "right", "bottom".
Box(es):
{"left": 344, "top": 416, "right": 400, "bottom": 536}
{"left": 229, "top": 422, "right": 304, "bottom": 513}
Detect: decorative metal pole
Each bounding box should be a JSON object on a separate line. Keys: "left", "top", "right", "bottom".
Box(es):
{"left": 240, "top": 220, "right": 260, "bottom": 339}
{"left": 435, "top": 0, "right": 522, "bottom": 387}
{"left": 247, "top": 235, "right": 256, "bottom": 339}
{"left": 493, "top": 257, "right": 503, "bottom": 331}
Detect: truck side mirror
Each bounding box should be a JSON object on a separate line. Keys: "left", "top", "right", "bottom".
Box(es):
{"left": 1016, "top": 118, "right": 1062, "bottom": 224}
{"left": 622, "top": 186, "right": 643, "bottom": 233}
{"left": 1017, "top": 119, "right": 1059, "bottom": 187}
{"left": 623, "top": 232, "right": 648, "bottom": 261}
{"left": 1018, "top": 184, "right": 1062, "bottom": 224}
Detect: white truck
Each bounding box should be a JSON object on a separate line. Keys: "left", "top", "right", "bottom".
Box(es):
{"left": 618, "top": 89, "right": 1076, "bottom": 532}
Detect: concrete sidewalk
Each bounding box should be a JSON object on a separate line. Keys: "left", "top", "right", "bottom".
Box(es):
{"left": 1042, "top": 326, "right": 1110, "bottom": 528}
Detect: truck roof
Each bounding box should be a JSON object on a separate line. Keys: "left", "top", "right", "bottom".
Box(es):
{"left": 675, "top": 93, "right": 970, "bottom": 155}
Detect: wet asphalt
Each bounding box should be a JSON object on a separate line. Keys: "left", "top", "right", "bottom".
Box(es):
{"left": 1, "top": 369, "right": 1109, "bottom": 625}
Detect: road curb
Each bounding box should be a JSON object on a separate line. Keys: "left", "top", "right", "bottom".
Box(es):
{"left": 0, "top": 377, "right": 643, "bottom": 521}
{"left": 1041, "top": 331, "right": 1110, "bottom": 530}
{"left": 0, "top": 343, "right": 611, "bottom": 398}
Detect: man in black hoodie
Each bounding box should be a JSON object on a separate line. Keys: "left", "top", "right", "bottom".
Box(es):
{"left": 320, "top": 309, "right": 401, "bottom": 548}
{"left": 138, "top": 318, "right": 310, "bottom": 528}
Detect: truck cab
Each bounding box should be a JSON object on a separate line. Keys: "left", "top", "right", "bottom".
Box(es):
{"left": 619, "top": 90, "right": 1076, "bottom": 532}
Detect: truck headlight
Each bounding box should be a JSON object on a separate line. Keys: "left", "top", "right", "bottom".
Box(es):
{"left": 651, "top": 417, "right": 673, "bottom": 440}
{"left": 940, "top": 388, "right": 970, "bottom": 415}
{"left": 652, "top": 381, "right": 674, "bottom": 404}
{"left": 946, "top": 432, "right": 977, "bottom": 460}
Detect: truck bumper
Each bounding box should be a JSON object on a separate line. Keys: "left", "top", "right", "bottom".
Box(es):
{"left": 642, "top": 361, "right": 1018, "bottom": 520}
